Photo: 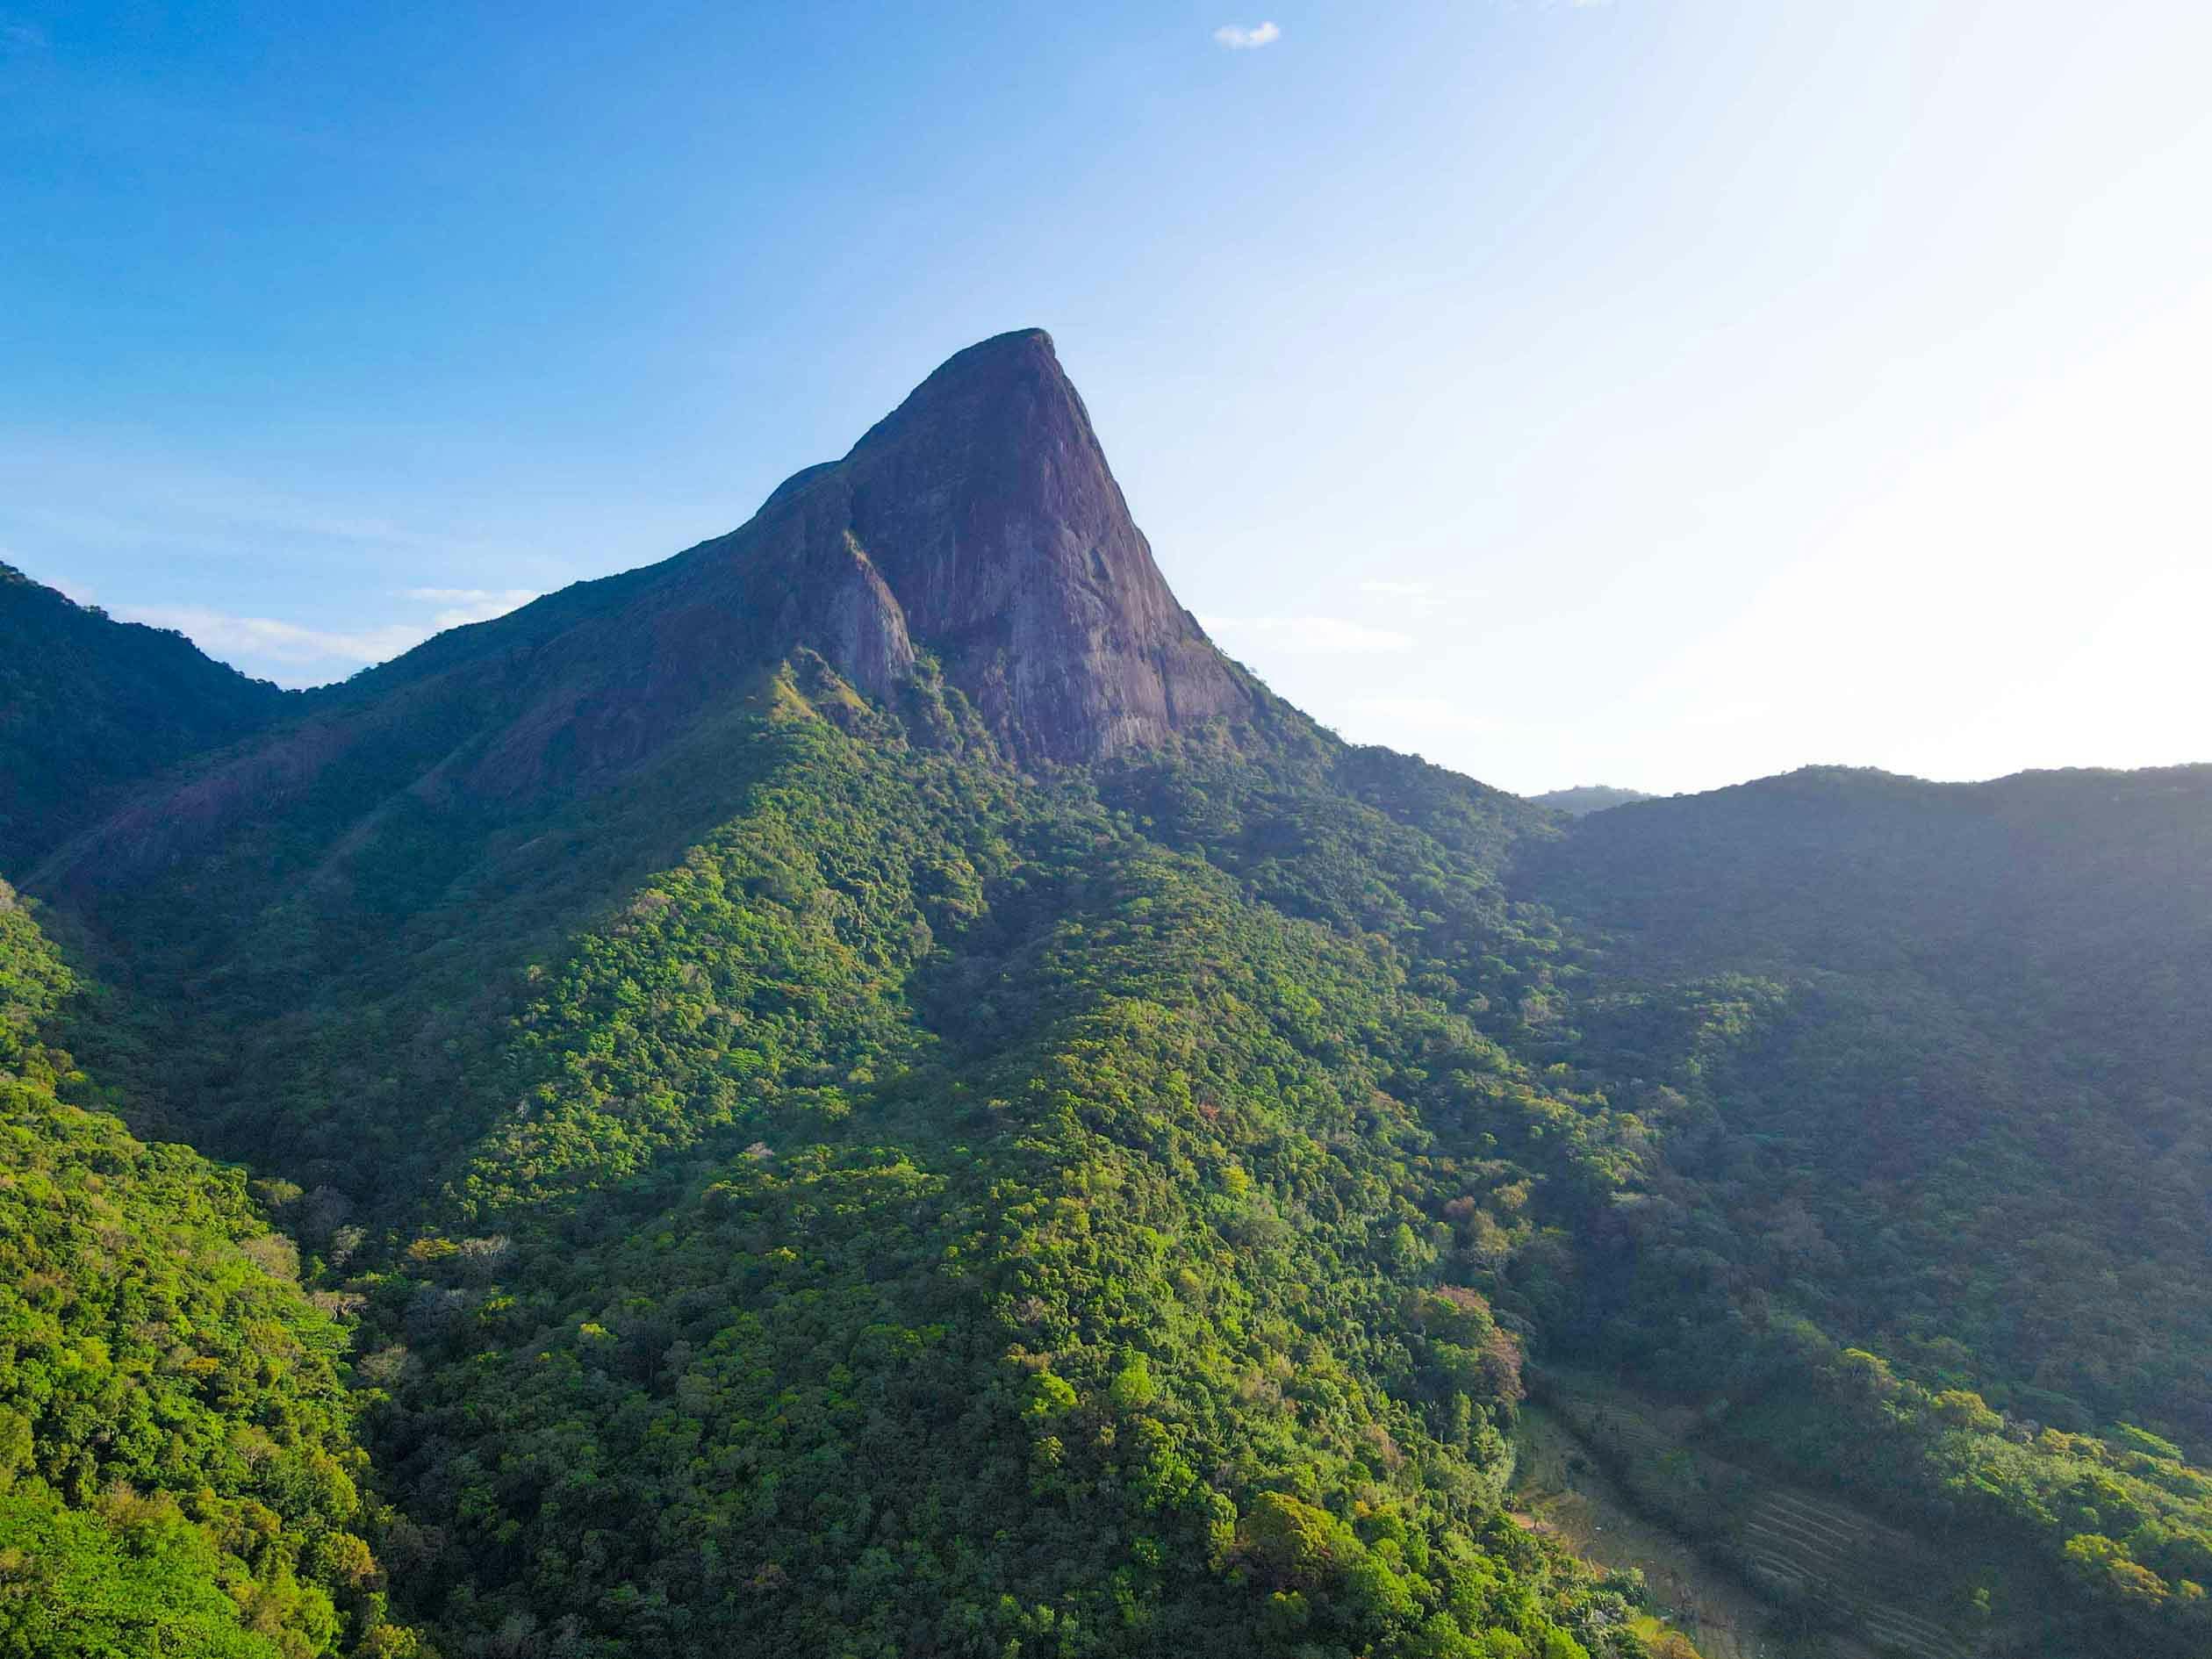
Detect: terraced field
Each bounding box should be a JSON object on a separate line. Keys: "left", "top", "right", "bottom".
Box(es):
{"left": 1533, "top": 1374, "right": 1986, "bottom": 1659}
{"left": 1735, "top": 1488, "right": 1968, "bottom": 1659}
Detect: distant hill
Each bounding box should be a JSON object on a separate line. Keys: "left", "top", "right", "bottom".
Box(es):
{"left": 0, "top": 564, "right": 292, "bottom": 875}
{"left": 1518, "top": 761, "right": 2212, "bottom": 1476}
{"left": 1529, "top": 784, "right": 1655, "bottom": 816}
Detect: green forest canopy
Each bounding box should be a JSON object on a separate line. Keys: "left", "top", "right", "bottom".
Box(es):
{"left": 3, "top": 578, "right": 2208, "bottom": 1657}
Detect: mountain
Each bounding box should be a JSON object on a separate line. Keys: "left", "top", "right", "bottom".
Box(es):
{"left": 32, "top": 330, "right": 1252, "bottom": 904}
{"left": 9, "top": 335, "right": 1629, "bottom": 1658}
{"left": 4, "top": 335, "right": 2211, "bottom": 1659}
{"left": 0, "top": 564, "right": 291, "bottom": 874}
{"left": 1527, "top": 786, "right": 1653, "bottom": 817}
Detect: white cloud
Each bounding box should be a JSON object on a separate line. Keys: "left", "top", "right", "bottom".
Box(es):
{"left": 1202, "top": 615, "right": 1412, "bottom": 653}
{"left": 120, "top": 606, "right": 429, "bottom": 670}
{"left": 1213, "top": 21, "right": 1281, "bottom": 49}
{"left": 1357, "top": 578, "right": 1489, "bottom": 603}
{"left": 118, "top": 586, "right": 540, "bottom": 677}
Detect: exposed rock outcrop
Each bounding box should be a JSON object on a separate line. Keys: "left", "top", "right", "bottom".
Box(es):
{"left": 650, "top": 327, "right": 1251, "bottom": 764}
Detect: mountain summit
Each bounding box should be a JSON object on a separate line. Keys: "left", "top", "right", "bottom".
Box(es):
{"left": 412, "top": 326, "right": 1253, "bottom": 777}
{"left": 687, "top": 327, "right": 1253, "bottom": 762}
{"left": 815, "top": 328, "right": 1252, "bottom": 758}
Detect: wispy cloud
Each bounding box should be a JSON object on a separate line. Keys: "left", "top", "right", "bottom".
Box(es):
{"left": 120, "top": 605, "right": 428, "bottom": 671}
{"left": 14, "top": 497, "right": 496, "bottom": 564}
{"left": 1359, "top": 579, "right": 1430, "bottom": 599}
{"left": 1213, "top": 21, "right": 1281, "bottom": 49}
{"left": 1358, "top": 578, "right": 1488, "bottom": 601}
{"left": 1202, "top": 615, "right": 1412, "bottom": 653}
{"left": 119, "top": 586, "right": 539, "bottom": 678}
{"left": 0, "top": 17, "right": 47, "bottom": 54}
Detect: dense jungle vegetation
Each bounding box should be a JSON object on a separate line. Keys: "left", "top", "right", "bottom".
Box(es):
{"left": 4, "top": 573, "right": 2209, "bottom": 1659}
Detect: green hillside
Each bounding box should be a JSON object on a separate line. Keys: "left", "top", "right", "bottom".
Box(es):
{"left": 5, "top": 340, "right": 2209, "bottom": 1658}
{"left": 46, "top": 662, "right": 1652, "bottom": 1655}
{"left": 48, "top": 660, "right": 2212, "bottom": 1656}
{"left": 1516, "top": 766, "right": 2212, "bottom": 1651}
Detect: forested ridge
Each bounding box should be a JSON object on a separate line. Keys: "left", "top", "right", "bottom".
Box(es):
{"left": 0, "top": 565, "right": 291, "bottom": 873}
{"left": 4, "top": 335, "right": 2210, "bottom": 1657}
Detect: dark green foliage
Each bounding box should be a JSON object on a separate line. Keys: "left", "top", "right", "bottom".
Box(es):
{"left": 0, "top": 565, "right": 291, "bottom": 875}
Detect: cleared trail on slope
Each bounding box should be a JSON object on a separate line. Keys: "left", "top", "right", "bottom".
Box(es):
{"left": 1513, "top": 1403, "right": 1795, "bottom": 1659}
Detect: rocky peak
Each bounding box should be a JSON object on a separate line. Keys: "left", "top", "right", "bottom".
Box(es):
{"left": 708, "top": 327, "right": 1253, "bottom": 762}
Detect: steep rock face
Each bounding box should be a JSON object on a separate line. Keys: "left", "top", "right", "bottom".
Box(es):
{"left": 815, "top": 328, "right": 1251, "bottom": 760}
{"left": 35, "top": 330, "right": 1253, "bottom": 889}
{"left": 459, "top": 327, "right": 1247, "bottom": 786}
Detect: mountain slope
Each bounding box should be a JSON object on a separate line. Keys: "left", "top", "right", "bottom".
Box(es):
{"left": 13, "top": 336, "right": 2212, "bottom": 1657}
{"left": 40, "top": 657, "right": 1642, "bottom": 1653}
{"left": 1513, "top": 765, "right": 2212, "bottom": 1648}
{"left": 0, "top": 565, "right": 291, "bottom": 875}
{"left": 359, "top": 695, "right": 1646, "bottom": 1655}
{"left": 1514, "top": 765, "right": 2212, "bottom": 1434}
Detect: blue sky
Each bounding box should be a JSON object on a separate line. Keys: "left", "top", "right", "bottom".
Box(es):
{"left": 4, "top": 2, "right": 2208, "bottom": 795}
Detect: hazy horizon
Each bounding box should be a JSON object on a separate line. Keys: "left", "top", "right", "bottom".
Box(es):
{"left": 4, "top": 1, "right": 2207, "bottom": 797}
